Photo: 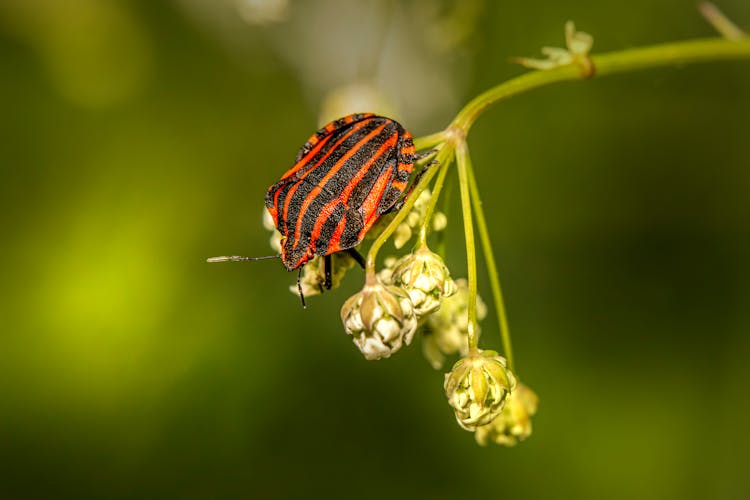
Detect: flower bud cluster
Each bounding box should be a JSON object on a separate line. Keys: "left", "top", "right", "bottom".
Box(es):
{"left": 340, "top": 279, "right": 418, "bottom": 360}
{"left": 444, "top": 349, "right": 516, "bottom": 430}
{"left": 388, "top": 246, "right": 457, "bottom": 317}
{"left": 342, "top": 243, "right": 457, "bottom": 360}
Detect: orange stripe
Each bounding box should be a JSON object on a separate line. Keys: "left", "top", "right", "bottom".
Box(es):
{"left": 358, "top": 165, "right": 394, "bottom": 238}
{"left": 390, "top": 179, "right": 407, "bottom": 192}
{"left": 278, "top": 133, "right": 333, "bottom": 181}
{"left": 308, "top": 133, "right": 398, "bottom": 247}
{"left": 291, "top": 123, "right": 390, "bottom": 253}
{"left": 326, "top": 215, "right": 349, "bottom": 254}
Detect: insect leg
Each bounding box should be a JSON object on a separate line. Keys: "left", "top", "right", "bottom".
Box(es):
{"left": 297, "top": 268, "right": 307, "bottom": 308}
{"left": 324, "top": 254, "right": 333, "bottom": 289}
{"left": 414, "top": 149, "right": 438, "bottom": 162}
{"left": 344, "top": 248, "right": 366, "bottom": 269}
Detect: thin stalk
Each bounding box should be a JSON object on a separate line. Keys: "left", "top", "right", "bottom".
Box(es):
{"left": 452, "top": 37, "right": 750, "bottom": 132}
{"left": 417, "top": 150, "right": 453, "bottom": 246}
{"left": 414, "top": 131, "right": 449, "bottom": 151}
{"left": 455, "top": 140, "right": 479, "bottom": 350}
{"left": 698, "top": 2, "right": 747, "bottom": 41}
{"left": 433, "top": 172, "right": 453, "bottom": 258}
{"left": 467, "top": 161, "right": 514, "bottom": 371}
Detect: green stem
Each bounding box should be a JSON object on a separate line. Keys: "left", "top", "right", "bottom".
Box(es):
{"left": 417, "top": 150, "right": 452, "bottom": 246}
{"left": 455, "top": 140, "right": 479, "bottom": 351}
{"left": 366, "top": 145, "right": 455, "bottom": 280}
{"left": 413, "top": 131, "right": 449, "bottom": 151}
{"left": 433, "top": 172, "right": 453, "bottom": 258}
{"left": 467, "top": 160, "right": 514, "bottom": 371}
{"left": 698, "top": 3, "right": 747, "bottom": 42}
{"left": 452, "top": 37, "right": 750, "bottom": 132}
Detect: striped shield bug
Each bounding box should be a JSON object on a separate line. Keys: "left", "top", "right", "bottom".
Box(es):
{"left": 209, "top": 113, "right": 430, "bottom": 306}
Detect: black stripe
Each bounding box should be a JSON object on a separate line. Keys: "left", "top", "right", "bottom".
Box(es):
{"left": 284, "top": 179, "right": 334, "bottom": 246}
{"left": 273, "top": 180, "right": 299, "bottom": 233}
{"left": 265, "top": 177, "right": 291, "bottom": 210}
{"left": 339, "top": 208, "right": 364, "bottom": 250}
{"left": 393, "top": 164, "right": 411, "bottom": 184}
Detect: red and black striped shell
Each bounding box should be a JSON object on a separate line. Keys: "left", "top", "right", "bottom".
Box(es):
{"left": 265, "top": 113, "right": 415, "bottom": 271}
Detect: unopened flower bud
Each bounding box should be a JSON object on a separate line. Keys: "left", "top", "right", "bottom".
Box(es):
{"left": 444, "top": 350, "right": 516, "bottom": 430}
{"left": 377, "top": 256, "right": 399, "bottom": 285}
{"left": 341, "top": 279, "right": 418, "bottom": 360}
{"left": 475, "top": 382, "right": 538, "bottom": 446}
{"left": 432, "top": 212, "right": 448, "bottom": 232}
{"left": 391, "top": 246, "right": 457, "bottom": 317}
{"left": 393, "top": 223, "right": 413, "bottom": 250}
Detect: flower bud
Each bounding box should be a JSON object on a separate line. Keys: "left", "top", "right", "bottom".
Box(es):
{"left": 376, "top": 256, "right": 399, "bottom": 285}
{"left": 392, "top": 223, "right": 413, "bottom": 250}
{"left": 431, "top": 212, "right": 448, "bottom": 232}
{"left": 391, "top": 246, "right": 457, "bottom": 317}
{"left": 340, "top": 279, "right": 418, "bottom": 360}
{"left": 475, "top": 382, "right": 538, "bottom": 446}
{"left": 422, "top": 278, "right": 486, "bottom": 369}
{"left": 444, "top": 350, "right": 516, "bottom": 430}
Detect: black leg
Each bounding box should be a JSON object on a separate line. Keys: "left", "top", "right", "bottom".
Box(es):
{"left": 323, "top": 254, "right": 333, "bottom": 289}
{"left": 345, "top": 248, "right": 366, "bottom": 269}
{"left": 297, "top": 268, "right": 306, "bottom": 308}
{"left": 414, "top": 149, "right": 437, "bottom": 162}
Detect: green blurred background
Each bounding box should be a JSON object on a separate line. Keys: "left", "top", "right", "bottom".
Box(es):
{"left": 1, "top": 0, "right": 749, "bottom": 498}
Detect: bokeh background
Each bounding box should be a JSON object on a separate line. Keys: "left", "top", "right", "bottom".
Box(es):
{"left": 1, "top": 0, "right": 749, "bottom": 498}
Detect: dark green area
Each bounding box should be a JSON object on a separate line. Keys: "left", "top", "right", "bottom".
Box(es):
{"left": 1, "top": 1, "right": 749, "bottom": 498}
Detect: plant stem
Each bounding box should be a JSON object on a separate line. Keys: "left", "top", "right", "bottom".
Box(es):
{"left": 466, "top": 161, "right": 514, "bottom": 371}
{"left": 414, "top": 131, "right": 449, "bottom": 151}
{"left": 698, "top": 3, "right": 747, "bottom": 41}
{"left": 455, "top": 140, "right": 479, "bottom": 350}
{"left": 417, "top": 150, "right": 452, "bottom": 246}
{"left": 452, "top": 37, "right": 750, "bottom": 132}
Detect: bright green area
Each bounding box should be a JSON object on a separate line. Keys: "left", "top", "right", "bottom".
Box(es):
{"left": 1, "top": 1, "right": 749, "bottom": 498}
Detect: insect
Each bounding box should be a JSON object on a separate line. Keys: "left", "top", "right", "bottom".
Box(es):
{"left": 209, "top": 113, "right": 430, "bottom": 306}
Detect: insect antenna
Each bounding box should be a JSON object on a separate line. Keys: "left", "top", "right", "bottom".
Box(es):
{"left": 206, "top": 255, "right": 280, "bottom": 263}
